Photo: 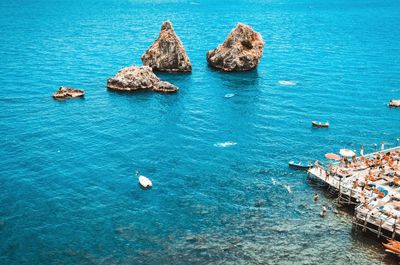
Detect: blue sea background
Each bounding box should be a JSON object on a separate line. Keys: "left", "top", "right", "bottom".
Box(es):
{"left": 1, "top": 0, "right": 400, "bottom": 264}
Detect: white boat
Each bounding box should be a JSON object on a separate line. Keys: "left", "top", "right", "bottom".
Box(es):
{"left": 136, "top": 171, "right": 152, "bottom": 189}
{"left": 139, "top": 175, "right": 152, "bottom": 188}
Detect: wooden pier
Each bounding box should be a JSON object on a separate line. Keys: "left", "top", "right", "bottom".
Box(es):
{"left": 307, "top": 146, "right": 400, "bottom": 240}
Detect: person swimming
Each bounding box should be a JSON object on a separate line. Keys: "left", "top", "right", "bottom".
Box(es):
{"left": 320, "top": 206, "right": 327, "bottom": 217}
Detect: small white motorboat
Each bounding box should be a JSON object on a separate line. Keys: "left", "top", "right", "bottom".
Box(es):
{"left": 136, "top": 171, "right": 152, "bottom": 189}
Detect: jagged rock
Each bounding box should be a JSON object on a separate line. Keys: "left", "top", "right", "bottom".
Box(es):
{"left": 52, "top": 86, "right": 84, "bottom": 99}
{"left": 389, "top": 99, "right": 400, "bottom": 108}
{"left": 141, "top": 21, "right": 192, "bottom": 72}
{"left": 206, "top": 23, "right": 264, "bottom": 71}
{"left": 107, "top": 66, "right": 178, "bottom": 93}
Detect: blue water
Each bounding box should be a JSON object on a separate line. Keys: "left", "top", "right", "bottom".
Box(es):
{"left": 1, "top": 0, "right": 400, "bottom": 264}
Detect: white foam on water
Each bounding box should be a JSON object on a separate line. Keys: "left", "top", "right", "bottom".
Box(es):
{"left": 278, "top": 80, "right": 297, "bottom": 86}
{"left": 224, "top": 93, "right": 235, "bottom": 98}
{"left": 271, "top": 177, "right": 277, "bottom": 185}
{"left": 214, "top": 141, "right": 237, "bottom": 148}
{"left": 284, "top": 185, "right": 292, "bottom": 193}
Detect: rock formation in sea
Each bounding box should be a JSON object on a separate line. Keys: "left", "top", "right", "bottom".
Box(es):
{"left": 141, "top": 21, "right": 192, "bottom": 72}
{"left": 206, "top": 23, "right": 264, "bottom": 71}
{"left": 107, "top": 66, "right": 178, "bottom": 93}
{"left": 389, "top": 99, "right": 400, "bottom": 108}
{"left": 52, "top": 86, "right": 84, "bottom": 99}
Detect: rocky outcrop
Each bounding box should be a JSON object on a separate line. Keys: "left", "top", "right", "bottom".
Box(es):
{"left": 107, "top": 66, "right": 178, "bottom": 93}
{"left": 141, "top": 21, "right": 192, "bottom": 72}
{"left": 389, "top": 100, "right": 400, "bottom": 108}
{"left": 206, "top": 23, "right": 264, "bottom": 71}
{"left": 52, "top": 86, "right": 84, "bottom": 99}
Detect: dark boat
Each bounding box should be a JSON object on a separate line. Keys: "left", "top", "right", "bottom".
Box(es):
{"left": 288, "top": 161, "right": 313, "bottom": 170}
{"left": 312, "top": 121, "right": 329, "bottom": 128}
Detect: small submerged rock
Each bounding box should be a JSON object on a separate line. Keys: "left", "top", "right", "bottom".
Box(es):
{"left": 107, "top": 66, "right": 178, "bottom": 93}
{"left": 52, "top": 86, "right": 84, "bottom": 99}
{"left": 206, "top": 23, "right": 264, "bottom": 71}
{"left": 142, "top": 21, "right": 192, "bottom": 72}
{"left": 254, "top": 199, "right": 266, "bottom": 208}
{"left": 389, "top": 99, "right": 400, "bottom": 108}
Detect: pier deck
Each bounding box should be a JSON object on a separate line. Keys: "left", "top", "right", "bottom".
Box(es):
{"left": 307, "top": 146, "right": 400, "bottom": 239}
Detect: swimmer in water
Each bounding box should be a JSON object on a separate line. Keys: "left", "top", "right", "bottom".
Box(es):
{"left": 320, "top": 205, "right": 327, "bottom": 217}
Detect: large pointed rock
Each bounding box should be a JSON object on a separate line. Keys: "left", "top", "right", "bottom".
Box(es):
{"left": 206, "top": 23, "right": 264, "bottom": 71}
{"left": 107, "top": 66, "right": 178, "bottom": 93}
{"left": 141, "top": 21, "right": 192, "bottom": 72}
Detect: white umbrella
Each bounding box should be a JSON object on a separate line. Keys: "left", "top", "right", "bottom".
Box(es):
{"left": 340, "top": 149, "right": 356, "bottom": 157}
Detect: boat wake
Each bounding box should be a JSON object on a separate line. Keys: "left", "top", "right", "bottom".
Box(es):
{"left": 271, "top": 177, "right": 277, "bottom": 185}
{"left": 278, "top": 80, "right": 297, "bottom": 86}
{"left": 214, "top": 141, "right": 237, "bottom": 148}
{"left": 271, "top": 178, "right": 292, "bottom": 193}
{"left": 224, "top": 93, "right": 235, "bottom": 98}
{"left": 284, "top": 185, "right": 292, "bottom": 194}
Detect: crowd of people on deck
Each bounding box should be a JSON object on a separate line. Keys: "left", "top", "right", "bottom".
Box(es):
{"left": 310, "top": 146, "right": 400, "bottom": 241}
{"left": 313, "top": 148, "right": 400, "bottom": 204}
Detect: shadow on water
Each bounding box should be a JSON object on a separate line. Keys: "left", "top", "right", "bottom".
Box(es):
{"left": 207, "top": 67, "right": 261, "bottom": 90}
{"left": 156, "top": 72, "right": 192, "bottom": 87}
{"left": 350, "top": 231, "right": 399, "bottom": 264}
{"left": 106, "top": 87, "right": 178, "bottom": 101}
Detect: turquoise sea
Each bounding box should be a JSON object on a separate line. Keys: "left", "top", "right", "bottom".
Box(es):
{"left": 1, "top": 0, "right": 400, "bottom": 264}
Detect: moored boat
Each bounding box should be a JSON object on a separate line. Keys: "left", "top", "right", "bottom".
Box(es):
{"left": 388, "top": 239, "right": 400, "bottom": 247}
{"left": 389, "top": 99, "right": 400, "bottom": 108}
{"left": 312, "top": 121, "right": 329, "bottom": 128}
{"left": 288, "top": 161, "right": 313, "bottom": 170}
{"left": 383, "top": 242, "right": 400, "bottom": 256}
{"left": 136, "top": 170, "right": 152, "bottom": 189}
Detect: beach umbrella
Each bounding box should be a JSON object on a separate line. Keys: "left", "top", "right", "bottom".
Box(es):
{"left": 325, "top": 153, "right": 340, "bottom": 160}
{"left": 339, "top": 149, "right": 356, "bottom": 157}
